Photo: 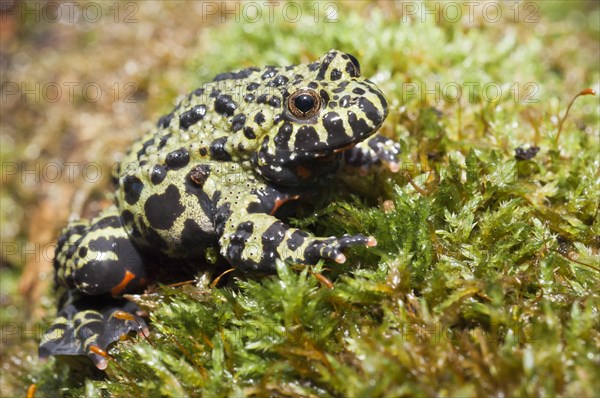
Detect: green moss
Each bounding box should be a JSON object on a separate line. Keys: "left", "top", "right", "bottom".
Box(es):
{"left": 4, "top": 1, "right": 599, "bottom": 397}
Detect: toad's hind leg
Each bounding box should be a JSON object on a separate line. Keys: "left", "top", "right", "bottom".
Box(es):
{"left": 40, "top": 206, "right": 149, "bottom": 369}
{"left": 39, "top": 291, "right": 148, "bottom": 369}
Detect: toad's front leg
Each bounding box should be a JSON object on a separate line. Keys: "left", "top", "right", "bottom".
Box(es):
{"left": 344, "top": 134, "right": 401, "bottom": 174}
{"left": 214, "top": 187, "right": 376, "bottom": 272}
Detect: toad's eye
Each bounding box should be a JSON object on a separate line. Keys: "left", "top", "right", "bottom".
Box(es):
{"left": 287, "top": 89, "right": 321, "bottom": 119}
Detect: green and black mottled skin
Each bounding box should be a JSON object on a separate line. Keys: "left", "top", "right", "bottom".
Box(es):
{"left": 40, "top": 50, "right": 400, "bottom": 369}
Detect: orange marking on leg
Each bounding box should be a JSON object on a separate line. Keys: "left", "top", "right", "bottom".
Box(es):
{"left": 295, "top": 165, "right": 313, "bottom": 180}
{"left": 113, "top": 310, "right": 152, "bottom": 343}
{"left": 89, "top": 345, "right": 111, "bottom": 359}
{"left": 270, "top": 195, "right": 300, "bottom": 215}
{"left": 113, "top": 310, "right": 135, "bottom": 322}
{"left": 89, "top": 345, "right": 110, "bottom": 370}
{"left": 111, "top": 270, "right": 136, "bottom": 296}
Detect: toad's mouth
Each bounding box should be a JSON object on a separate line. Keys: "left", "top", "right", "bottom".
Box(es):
{"left": 305, "top": 142, "right": 357, "bottom": 161}
{"left": 332, "top": 142, "right": 357, "bottom": 153}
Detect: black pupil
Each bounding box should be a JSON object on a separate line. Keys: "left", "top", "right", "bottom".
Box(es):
{"left": 294, "top": 94, "right": 315, "bottom": 113}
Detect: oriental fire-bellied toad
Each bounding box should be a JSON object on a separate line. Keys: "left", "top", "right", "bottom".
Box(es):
{"left": 40, "top": 49, "right": 400, "bottom": 369}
